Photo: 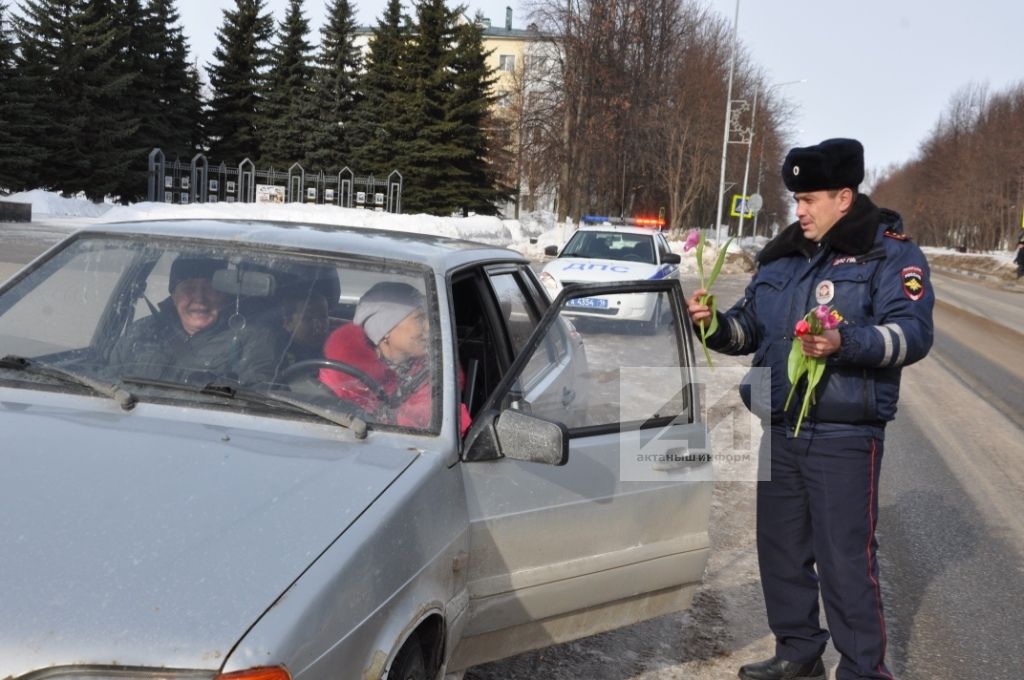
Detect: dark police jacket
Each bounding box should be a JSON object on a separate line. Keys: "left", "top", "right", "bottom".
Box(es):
{"left": 108, "top": 298, "right": 279, "bottom": 385}
{"left": 707, "top": 194, "right": 934, "bottom": 438}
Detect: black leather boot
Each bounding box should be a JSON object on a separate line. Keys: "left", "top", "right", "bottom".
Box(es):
{"left": 738, "top": 655, "right": 826, "bottom": 680}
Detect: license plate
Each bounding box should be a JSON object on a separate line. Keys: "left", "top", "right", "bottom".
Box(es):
{"left": 567, "top": 296, "right": 609, "bottom": 309}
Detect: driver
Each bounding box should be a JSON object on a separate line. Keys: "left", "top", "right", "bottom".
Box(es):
{"left": 320, "top": 282, "right": 469, "bottom": 434}
{"left": 108, "top": 255, "right": 278, "bottom": 384}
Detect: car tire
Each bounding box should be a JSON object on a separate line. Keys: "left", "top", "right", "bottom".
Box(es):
{"left": 389, "top": 634, "right": 428, "bottom": 680}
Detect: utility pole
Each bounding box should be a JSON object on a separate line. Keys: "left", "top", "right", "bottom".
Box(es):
{"left": 714, "top": 0, "right": 741, "bottom": 245}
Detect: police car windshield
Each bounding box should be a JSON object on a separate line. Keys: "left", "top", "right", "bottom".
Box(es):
{"left": 562, "top": 231, "right": 656, "bottom": 265}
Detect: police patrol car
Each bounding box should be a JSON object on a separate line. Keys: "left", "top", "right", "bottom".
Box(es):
{"left": 541, "top": 218, "right": 682, "bottom": 333}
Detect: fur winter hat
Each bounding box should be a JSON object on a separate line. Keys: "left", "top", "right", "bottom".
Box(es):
{"left": 353, "top": 281, "right": 425, "bottom": 345}
{"left": 168, "top": 256, "right": 224, "bottom": 294}
{"left": 782, "top": 138, "right": 864, "bottom": 192}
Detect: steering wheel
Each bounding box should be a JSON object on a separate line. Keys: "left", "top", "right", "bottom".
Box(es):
{"left": 278, "top": 359, "right": 390, "bottom": 403}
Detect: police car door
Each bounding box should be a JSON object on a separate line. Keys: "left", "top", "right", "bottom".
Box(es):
{"left": 454, "top": 279, "right": 711, "bottom": 670}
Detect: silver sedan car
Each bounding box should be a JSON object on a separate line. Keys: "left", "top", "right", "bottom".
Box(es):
{"left": 0, "top": 220, "right": 711, "bottom": 680}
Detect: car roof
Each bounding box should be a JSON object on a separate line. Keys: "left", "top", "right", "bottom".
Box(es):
{"left": 576, "top": 225, "right": 658, "bottom": 237}
{"left": 77, "top": 219, "right": 527, "bottom": 273}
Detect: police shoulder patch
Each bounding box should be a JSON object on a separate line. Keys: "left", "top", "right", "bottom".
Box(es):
{"left": 901, "top": 265, "right": 925, "bottom": 301}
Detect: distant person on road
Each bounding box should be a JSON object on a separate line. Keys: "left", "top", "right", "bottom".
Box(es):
{"left": 108, "top": 255, "right": 277, "bottom": 384}
{"left": 687, "top": 138, "right": 934, "bottom": 680}
{"left": 1015, "top": 235, "right": 1024, "bottom": 279}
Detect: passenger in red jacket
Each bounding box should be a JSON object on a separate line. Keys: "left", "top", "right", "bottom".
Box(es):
{"left": 320, "top": 281, "right": 469, "bottom": 434}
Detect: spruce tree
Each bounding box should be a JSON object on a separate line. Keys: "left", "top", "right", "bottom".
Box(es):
{"left": 0, "top": 2, "right": 45, "bottom": 192}
{"left": 12, "top": 0, "right": 137, "bottom": 200}
{"left": 446, "top": 15, "right": 506, "bottom": 214}
{"left": 72, "top": 0, "right": 139, "bottom": 201}
{"left": 262, "top": 0, "right": 315, "bottom": 168}
{"left": 303, "top": 0, "right": 361, "bottom": 170}
{"left": 109, "top": 0, "right": 158, "bottom": 202}
{"left": 348, "top": 0, "right": 415, "bottom": 178}
{"left": 206, "top": 0, "right": 274, "bottom": 163}
{"left": 400, "top": 0, "right": 463, "bottom": 214}
{"left": 11, "top": 0, "right": 86, "bottom": 192}
{"left": 143, "top": 0, "right": 204, "bottom": 158}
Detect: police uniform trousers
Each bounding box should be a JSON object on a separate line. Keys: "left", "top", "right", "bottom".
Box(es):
{"left": 757, "top": 430, "right": 894, "bottom": 680}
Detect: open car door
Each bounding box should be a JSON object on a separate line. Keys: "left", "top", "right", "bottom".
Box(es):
{"left": 452, "top": 280, "right": 712, "bottom": 671}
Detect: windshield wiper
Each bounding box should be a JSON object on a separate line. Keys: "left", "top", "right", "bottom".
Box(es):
{"left": 119, "top": 377, "right": 368, "bottom": 438}
{"left": 0, "top": 355, "right": 136, "bottom": 410}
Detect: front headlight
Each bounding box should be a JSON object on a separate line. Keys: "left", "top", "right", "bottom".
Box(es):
{"left": 539, "top": 271, "right": 560, "bottom": 293}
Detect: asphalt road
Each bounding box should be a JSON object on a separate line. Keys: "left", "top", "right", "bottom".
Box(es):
{"left": 3, "top": 223, "right": 1022, "bottom": 678}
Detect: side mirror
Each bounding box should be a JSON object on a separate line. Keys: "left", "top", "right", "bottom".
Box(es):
{"left": 463, "top": 408, "right": 569, "bottom": 466}
{"left": 661, "top": 252, "right": 681, "bottom": 265}
{"left": 544, "top": 245, "right": 559, "bottom": 257}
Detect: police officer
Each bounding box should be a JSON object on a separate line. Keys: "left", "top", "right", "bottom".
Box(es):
{"left": 687, "top": 138, "right": 933, "bottom": 680}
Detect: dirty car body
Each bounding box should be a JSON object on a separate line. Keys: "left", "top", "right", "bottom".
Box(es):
{"left": 0, "top": 220, "right": 710, "bottom": 680}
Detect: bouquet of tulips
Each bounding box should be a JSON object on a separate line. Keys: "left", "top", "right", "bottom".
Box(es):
{"left": 683, "top": 229, "right": 733, "bottom": 369}
{"left": 784, "top": 305, "right": 840, "bottom": 435}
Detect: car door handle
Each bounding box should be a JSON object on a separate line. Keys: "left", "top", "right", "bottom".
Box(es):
{"left": 651, "top": 446, "right": 710, "bottom": 471}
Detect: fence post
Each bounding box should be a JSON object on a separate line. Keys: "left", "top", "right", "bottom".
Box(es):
{"left": 148, "top": 148, "right": 166, "bottom": 202}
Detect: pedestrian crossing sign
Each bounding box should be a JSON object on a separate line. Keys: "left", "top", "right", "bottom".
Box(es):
{"left": 730, "top": 194, "right": 753, "bottom": 218}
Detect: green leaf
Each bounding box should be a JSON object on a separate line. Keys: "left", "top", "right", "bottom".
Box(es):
{"left": 705, "top": 237, "right": 733, "bottom": 291}
{"left": 705, "top": 294, "right": 719, "bottom": 336}
{"left": 806, "top": 357, "right": 826, "bottom": 392}
{"left": 787, "top": 338, "right": 804, "bottom": 384}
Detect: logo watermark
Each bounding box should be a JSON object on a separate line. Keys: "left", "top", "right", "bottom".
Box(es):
{"left": 618, "top": 366, "right": 771, "bottom": 482}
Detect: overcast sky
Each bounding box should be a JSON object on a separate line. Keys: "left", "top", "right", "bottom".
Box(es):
{"left": 182, "top": 0, "right": 1024, "bottom": 175}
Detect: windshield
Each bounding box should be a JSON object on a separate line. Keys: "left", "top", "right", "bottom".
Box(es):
{"left": 0, "top": 235, "right": 440, "bottom": 434}
{"left": 562, "top": 231, "right": 656, "bottom": 264}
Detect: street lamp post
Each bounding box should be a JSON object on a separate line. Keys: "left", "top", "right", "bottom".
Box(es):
{"left": 714, "top": 0, "right": 741, "bottom": 245}
{"left": 736, "top": 86, "right": 759, "bottom": 241}
{"left": 750, "top": 79, "right": 806, "bottom": 237}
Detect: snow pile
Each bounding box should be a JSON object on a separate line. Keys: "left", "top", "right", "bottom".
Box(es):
{"left": 101, "top": 200, "right": 559, "bottom": 253}
{"left": 7, "top": 189, "right": 113, "bottom": 218}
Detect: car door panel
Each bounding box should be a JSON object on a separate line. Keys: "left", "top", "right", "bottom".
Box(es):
{"left": 453, "top": 280, "right": 710, "bottom": 670}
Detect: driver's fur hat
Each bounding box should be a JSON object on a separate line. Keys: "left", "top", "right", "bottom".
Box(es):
{"left": 354, "top": 282, "right": 425, "bottom": 345}
{"left": 168, "top": 256, "right": 224, "bottom": 294}
{"left": 782, "top": 138, "right": 864, "bottom": 192}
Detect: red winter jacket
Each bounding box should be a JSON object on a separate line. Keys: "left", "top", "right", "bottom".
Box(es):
{"left": 319, "top": 322, "right": 470, "bottom": 434}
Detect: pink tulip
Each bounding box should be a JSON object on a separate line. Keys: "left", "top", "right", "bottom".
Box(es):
{"left": 683, "top": 229, "right": 700, "bottom": 252}
{"left": 819, "top": 305, "right": 840, "bottom": 330}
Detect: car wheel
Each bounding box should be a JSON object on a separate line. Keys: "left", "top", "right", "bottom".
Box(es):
{"left": 389, "top": 634, "right": 428, "bottom": 680}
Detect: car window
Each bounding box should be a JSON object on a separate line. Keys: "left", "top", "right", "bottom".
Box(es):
{"left": 0, "top": 235, "right": 440, "bottom": 434}
{"left": 486, "top": 271, "right": 540, "bottom": 355}
{"left": 0, "top": 240, "right": 137, "bottom": 357}
{"left": 562, "top": 232, "right": 657, "bottom": 264}
{"left": 498, "top": 288, "right": 691, "bottom": 433}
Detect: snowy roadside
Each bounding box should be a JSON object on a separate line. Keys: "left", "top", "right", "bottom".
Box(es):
{"left": 6, "top": 189, "right": 1020, "bottom": 284}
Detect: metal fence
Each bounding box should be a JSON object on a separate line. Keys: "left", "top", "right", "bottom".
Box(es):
{"left": 147, "top": 149, "right": 403, "bottom": 213}
{"left": 0, "top": 200, "right": 31, "bottom": 222}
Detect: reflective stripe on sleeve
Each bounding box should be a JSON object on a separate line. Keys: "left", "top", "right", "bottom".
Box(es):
{"left": 727, "top": 316, "right": 746, "bottom": 352}
{"left": 873, "top": 323, "right": 907, "bottom": 367}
